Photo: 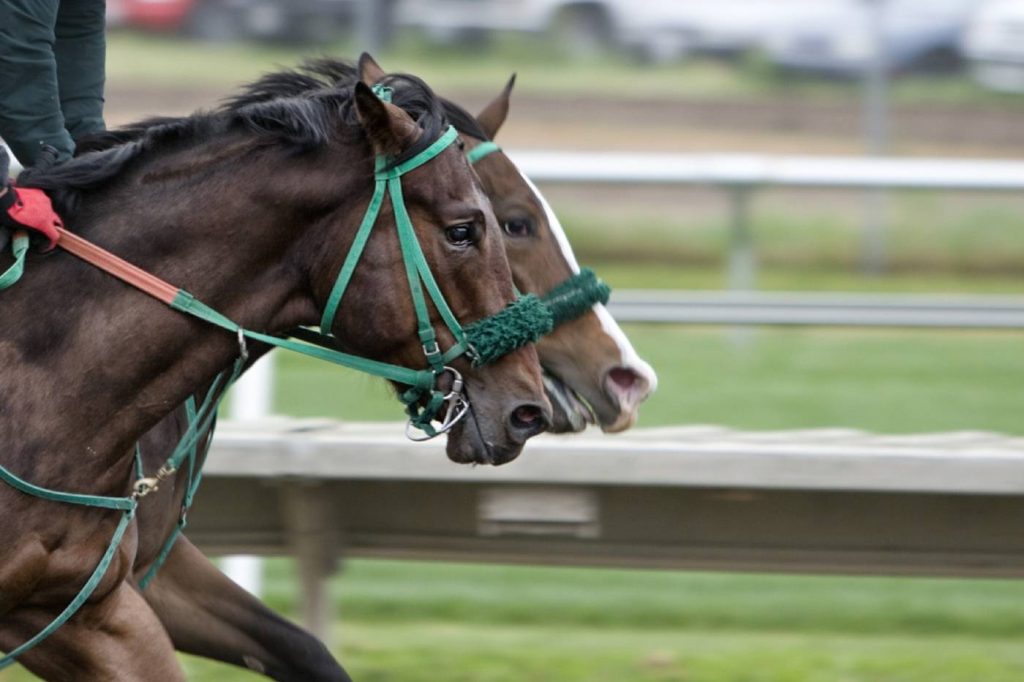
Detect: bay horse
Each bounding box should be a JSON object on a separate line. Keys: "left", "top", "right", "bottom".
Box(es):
{"left": 70, "top": 57, "right": 654, "bottom": 682}
{"left": 0, "top": 60, "right": 551, "bottom": 680}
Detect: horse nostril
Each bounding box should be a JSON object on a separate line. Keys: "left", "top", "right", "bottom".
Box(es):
{"left": 509, "top": 403, "right": 550, "bottom": 440}
{"left": 608, "top": 367, "right": 638, "bottom": 392}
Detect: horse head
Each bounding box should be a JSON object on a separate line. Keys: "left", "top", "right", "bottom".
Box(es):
{"left": 311, "top": 74, "right": 551, "bottom": 463}
{"left": 21, "top": 57, "right": 550, "bottom": 467}
{"left": 357, "top": 56, "right": 656, "bottom": 434}
{"left": 456, "top": 78, "right": 658, "bottom": 433}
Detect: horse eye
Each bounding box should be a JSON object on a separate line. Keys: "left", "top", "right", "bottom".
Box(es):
{"left": 445, "top": 223, "right": 476, "bottom": 246}
{"left": 502, "top": 218, "right": 533, "bottom": 238}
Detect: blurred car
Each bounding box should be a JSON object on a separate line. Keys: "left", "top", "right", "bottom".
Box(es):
{"left": 398, "top": 0, "right": 638, "bottom": 56}
{"left": 395, "top": 0, "right": 720, "bottom": 61}
{"left": 108, "top": 0, "right": 356, "bottom": 43}
{"left": 659, "top": 1, "right": 823, "bottom": 58}
{"left": 762, "top": 0, "right": 981, "bottom": 77}
{"left": 962, "top": 0, "right": 1024, "bottom": 91}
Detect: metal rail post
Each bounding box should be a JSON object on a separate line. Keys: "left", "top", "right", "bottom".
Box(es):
{"left": 727, "top": 186, "right": 756, "bottom": 345}
{"left": 862, "top": 0, "right": 890, "bottom": 274}
{"left": 727, "top": 186, "right": 756, "bottom": 292}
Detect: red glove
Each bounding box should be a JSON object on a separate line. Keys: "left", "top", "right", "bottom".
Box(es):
{"left": 0, "top": 185, "right": 62, "bottom": 251}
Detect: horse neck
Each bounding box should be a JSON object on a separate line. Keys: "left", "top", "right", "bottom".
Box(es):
{"left": 0, "top": 140, "right": 364, "bottom": 494}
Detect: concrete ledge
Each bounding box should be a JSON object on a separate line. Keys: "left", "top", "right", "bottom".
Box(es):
{"left": 206, "top": 420, "right": 1024, "bottom": 495}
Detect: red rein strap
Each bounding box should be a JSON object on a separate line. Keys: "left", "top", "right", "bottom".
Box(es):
{"left": 56, "top": 226, "right": 180, "bottom": 304}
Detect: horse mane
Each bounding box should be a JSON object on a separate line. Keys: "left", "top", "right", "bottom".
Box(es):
{"left": 20, "top": 59, "right": 450, "bottom": 218}
{"left": 76, "top": 57, "right": 490, "bottom": 162}
{"left": 220, "top": 57, "right": 491, "bottom": 141}
{"left": 252, "top": 57, "right": 493, "bottom": 142}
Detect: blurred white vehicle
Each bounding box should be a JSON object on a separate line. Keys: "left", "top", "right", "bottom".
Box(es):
{"left": 397, "top": 0, "right": 659, "bottom": 57}
{"left": 763, "top": 0, "right": 981, "bottom": 77}
{"left": 396, "top": 0, "right": 761, "bottom": 61}
{"left": 962, "top": 0, "right": 1024, "bottom": 91}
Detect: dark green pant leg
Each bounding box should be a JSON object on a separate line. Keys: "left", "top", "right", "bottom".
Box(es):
{"left": 0, "top": 0, "right": 74, "bottom": 166}
{"left": 55, "top": 0, "right": 106, "bottom": 141}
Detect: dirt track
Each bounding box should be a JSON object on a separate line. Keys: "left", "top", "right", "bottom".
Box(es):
{"left": 106, "top": 83, "right": 1024, "bottom": 157}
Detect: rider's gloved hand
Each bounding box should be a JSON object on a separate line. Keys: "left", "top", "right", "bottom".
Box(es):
{"left": 0, "top": 144, "right": 63, "bottom": 251}
{"left": 0, "top": 184, "right": 62, "bottom": 251}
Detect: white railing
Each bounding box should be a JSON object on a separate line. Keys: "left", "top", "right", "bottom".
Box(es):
{"left": 13, "top": 146, "right": 1022, "bottom": 291}
{"left": 507, "top": 150, "right": 1024, "bottom": 291}
{"left": 607, "top": 290, "right": 1024, "bottom": 329}
{"left": 510, "top": 152, "right": 1024, "bottom": 191}
{"left": 187, "top": 420, "right": 1024, "bottom": 637}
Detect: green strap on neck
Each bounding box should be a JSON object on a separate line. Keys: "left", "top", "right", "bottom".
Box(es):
{"left": 0, "top": 232, "right": 28, "bottom": 291}
{"left": 0, "top": 462, "right": 136, "bottom": 511}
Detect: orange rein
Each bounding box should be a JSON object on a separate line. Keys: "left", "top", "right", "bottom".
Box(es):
{"left": 56, "top": 226, "right": 179, "bottom": 305}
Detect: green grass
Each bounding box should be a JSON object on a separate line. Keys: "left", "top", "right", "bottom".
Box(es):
{"left": 272, "top": 324, "right": 1024, "bottom": 435}
{"left": 321, "top": 562, "right": 1024, "bottom": 682}
{"left": 8, "top": 561, "right": 1024, "bottom": 681}
{"left": 172, "top": 626, "right": 1024, "bottom": 682}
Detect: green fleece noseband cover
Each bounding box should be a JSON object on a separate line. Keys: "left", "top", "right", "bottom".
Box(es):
{"left": 541, "top": 268, "right": 611, "bottom": 327}
{"left": 465, "top": 293, "right": 553, "bottom": 366}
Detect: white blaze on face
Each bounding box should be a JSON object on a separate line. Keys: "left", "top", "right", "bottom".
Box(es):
{"left": 518, "top": 170, "right": 658, "bottom": 393}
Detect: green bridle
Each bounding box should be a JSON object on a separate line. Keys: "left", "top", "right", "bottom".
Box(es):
{"left": 314, "top": 86, "right": 552, "bottom": 438}
{"left": 0, "top": 93, "right": 553, "bottom": 668}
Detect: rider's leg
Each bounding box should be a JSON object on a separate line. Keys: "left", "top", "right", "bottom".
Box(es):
{"left": 54, "top": 0, "right": 106, "bottom": 142}
{"left": 0, "top": 0, "right": 75, "bottom": 166}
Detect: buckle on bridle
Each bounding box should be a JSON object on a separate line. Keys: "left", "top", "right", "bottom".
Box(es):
{"left": 405, "top": 366, "right": 469, "bottom": 441}
{"left": 422, "top": 340, "right": 441, "bottom": 365}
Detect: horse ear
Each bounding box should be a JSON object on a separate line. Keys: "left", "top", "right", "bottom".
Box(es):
{"left": 358, "top": 52, "right": 387, "bottom": 87}
{"left": 476, "top": 73, "right": 516, "bottom": 140}
{"left": 353, "top": 81, "right": 420, "bottom": 156}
